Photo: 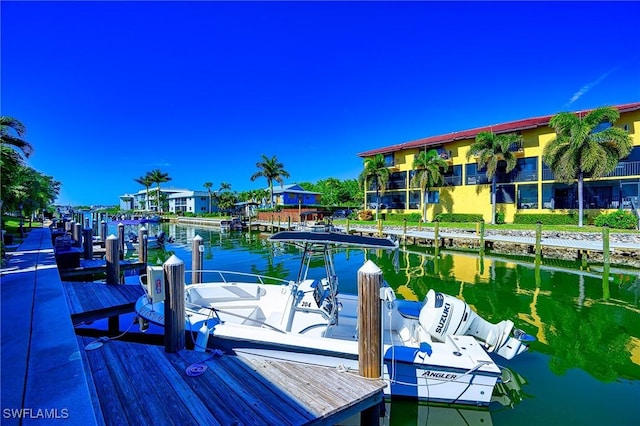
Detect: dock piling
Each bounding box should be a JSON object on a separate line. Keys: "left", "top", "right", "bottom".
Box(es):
{"left": 117, "top": 223, "right": 125, "bottom": 261}
{"left": 106, "top": 234, "right": 121, "bottom": 333}
{"left": 164, "top": 255, "right": 185, "bottom": 352}
{"left": 100, "top": 220, "right": 107, "bottom": 243}
{"left": 83, "top": 227, "right": 93, "bottom": 260}
{"left": 73, "top": 222, "right": 82, "bottom": 248}
{"left": 357, "top": 260, "right": 382, "bottom": 423}
{"left": 192, "top": 235, "right": 203, "bottom": 284}
{"left": 535, "top": 221, "right": 542, "bottom": 260}
{"left": 138, "top": 226, "right": 148, "bottom": 265}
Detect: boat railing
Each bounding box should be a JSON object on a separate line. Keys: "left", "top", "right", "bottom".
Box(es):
{"left": 185, "top": 269, "right": 293, "bottom": 287}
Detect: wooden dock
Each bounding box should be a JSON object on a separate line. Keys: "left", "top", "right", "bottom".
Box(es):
{"left": 62, "top": 281, "right": 144, "bottom": 324}
{"left": 60, "top": 258, "right": 146, "bottom": 279}
{"left": 79, "top": 337, "right": 384, "bottom": 425}
{"left": 345, "top": 225, "right": 640, "bottom": 252}
{"left": 1, "top": 227, "right": 386, "bottom": 425}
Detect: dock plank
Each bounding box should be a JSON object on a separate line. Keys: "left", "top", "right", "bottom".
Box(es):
{"left": 62, "top": 281, "right": 144, "bottom": 324}
{"left": 78, "top": 338, "right": 385, "bottom": 425}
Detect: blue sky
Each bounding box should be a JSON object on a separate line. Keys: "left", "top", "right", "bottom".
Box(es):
{"left": 2, "top": 1, "right": 639, "bottom": 206}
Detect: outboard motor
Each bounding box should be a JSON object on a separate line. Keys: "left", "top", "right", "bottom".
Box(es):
{"left": 418, "top": 289, "right": 534, "bottom": 360}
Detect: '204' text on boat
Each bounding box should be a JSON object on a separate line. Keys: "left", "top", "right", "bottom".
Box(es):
{"left": 136, "top": 231, "right": 534, "bottom": 406}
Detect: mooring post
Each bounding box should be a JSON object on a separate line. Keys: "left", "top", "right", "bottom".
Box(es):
{"left": 287, "top": 216, "right": 291, "bottom": 230}
{"left": 164, "top": 254, "right": 185, "bottom": 352}
{"left": 82, "top": 227, "right": 93, "bottom": 260}
{"left": 602, "top": 225, "right": 610, "bottom": 268}
{"left": 106, "top": 234, "right": 121, "bottom": 333}
{"left": 357, "top": 260, "right": 382, "bottom": 423}
{"left": 138, "top": 226, "right": 148, "bottom": 265}
{"left": 117, "top": 223, "right": 125, "bottom": 260}
{"left": 433, "top": 219, "right": 440, "bottom": 256}
{"left": 192, "top": 235, "right": 203, "bottom": 284}
{"left": 403, "top": 218, "right": 407, "bottom": 243}
{"left": 346, "top": 217, "right": 350, "bottom": 233}
{"left": 84, "top": 217, "right": 90, "bottom": 229}
{"left": 535, "top": 221, "right": 542, "bottom": 260}
{"left": 73, "top": 222, "right": 82, "bottom": 248}
{"left": 479, "top": 219, "right": 485, "bottom": 255}
{"left": 100, "top": 220, "right": 107, "bottom": 243}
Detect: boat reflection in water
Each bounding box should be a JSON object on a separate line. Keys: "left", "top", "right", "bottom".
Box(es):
{"left": 339, "top": 365, "right": 528, "bottom": 425}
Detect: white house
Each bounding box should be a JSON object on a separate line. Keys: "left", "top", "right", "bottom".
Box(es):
{"left": 167, "top": 190, "right": 218, "bottom": 214}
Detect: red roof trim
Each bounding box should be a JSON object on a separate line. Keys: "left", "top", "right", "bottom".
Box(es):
{"left": 357, "top": 102, "right": 640, "bottom": 158}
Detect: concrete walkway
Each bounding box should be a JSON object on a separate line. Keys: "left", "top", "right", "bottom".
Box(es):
{"left": 1, "top": 227, "right": 97, "bottom": 425}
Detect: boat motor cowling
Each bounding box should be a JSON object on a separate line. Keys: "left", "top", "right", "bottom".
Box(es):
{"left": 418, "top": 289, "right": 532, "bottom": 360}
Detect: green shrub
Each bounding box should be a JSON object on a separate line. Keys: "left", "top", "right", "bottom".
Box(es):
{"left": 495, "top": 211, "right": 506, "bottom": 224}
{"left": 434, "top": 213, "right": 483, "bottom": 223}
{"left": 513, "top": 213, "right": 581, "bottom": 225}
{"left": 386, "top": 213, "right": 422, "bottom": 222}
{"left": 594, "top": 210, "right": 638, "bottom": 230}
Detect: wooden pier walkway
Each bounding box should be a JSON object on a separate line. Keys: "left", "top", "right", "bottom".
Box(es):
{"left": 345, "top": 226, "right": 640, "bottom": 252}
{"left": 59, "top": 258, "right": 146, "bottom": 280}
{"left": 62, "top": 281, "right": 144, "bottom": 324}
{"left": 1, "top": 227, "right": 386, "bottom": 425}
{"left": 246, "top": 219, "right": 639, "bottom": 253}
{"left": 79, "top": 337, "right": 384, "bottom": 425}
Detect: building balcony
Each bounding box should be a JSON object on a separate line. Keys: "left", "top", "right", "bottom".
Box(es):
{"left": 543, "top": 160, "right": 640, "bottom": 181}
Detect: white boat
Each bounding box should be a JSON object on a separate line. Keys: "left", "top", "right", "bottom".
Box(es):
{"left": 125, "top": 231, "right": 170, "bottom": 251}
{"left": 135, "top": 231, "right": 534, "bottom": 406}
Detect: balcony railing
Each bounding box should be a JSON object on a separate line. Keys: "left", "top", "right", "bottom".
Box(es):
{"left": 508, "top": 141, "right": 524, "bottom": 153}
{"left": 543, "top": 161, "right": 640, "bottom": 181}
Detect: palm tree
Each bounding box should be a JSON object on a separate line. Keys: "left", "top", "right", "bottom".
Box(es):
{"left": 134, "top": 174, "right": 154, "bottom": 211}
{"left": 250, "top": 155, "right": 290, "bottom": 208}
{"left": 204, "top": 182, "right": 213, "bottom": 213}
{"left": 411, "top": 149, "right": 449, "bottom": 222}
{"left": 147, "top": 169, "right": 172, "bottom": 213}
{"left": 542, "top": 106, "right": 633, "bottom": 227}
{"left": 358, "top": 154, "right": 390, "bottom": 220}
{"left": 219, "top": 182, "right": 232, "bottom": 192}
{"left": 0, "top": 116, "right": 33, "bottom": 160}
{"left": 466, "top": 131, "right": 521, "bottom": 224}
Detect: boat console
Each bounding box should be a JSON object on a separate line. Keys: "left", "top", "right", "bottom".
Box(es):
{"left": 294, "top": 279, "right": 334, "bottom": 320}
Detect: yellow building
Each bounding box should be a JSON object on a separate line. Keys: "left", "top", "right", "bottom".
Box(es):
{"left": 357, "top": 102, "right": 640, "bottom": 223}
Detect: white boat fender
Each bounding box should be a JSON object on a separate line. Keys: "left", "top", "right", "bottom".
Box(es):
{"left": 195, "top": 321, "right": 210, "bottom": 352}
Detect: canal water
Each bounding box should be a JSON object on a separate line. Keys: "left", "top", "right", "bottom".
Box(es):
{"left": 101, "top": 222, "right": 640, "bottom": 425}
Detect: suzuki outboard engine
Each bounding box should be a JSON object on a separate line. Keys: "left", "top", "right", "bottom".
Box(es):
{"left": 418, "top": 289, "right": 533, "bottom": 360}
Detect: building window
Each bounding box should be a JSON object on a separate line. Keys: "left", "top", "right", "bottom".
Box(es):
{"left": 518, "top": 184, "right": 538, "bottom": 209}
{"left": 409, "top": 190, "right": 420, "bottom": 209}
{"left": 512, "top": 157, "right": 538, "bottom": 182}
{"left": 496, "top": 184, "right": 515, "bottom": 203}
{"left": 388, "top": 171, "right": 407, "bottom": 189}
{"left": 384, "top": 153, "right": 395, "bottom": 167}
{"left": 443, "top": 165, "right": 462, "bottom": 186}
{"left": 466, "top": 163, "right": 489, "bottom": 185}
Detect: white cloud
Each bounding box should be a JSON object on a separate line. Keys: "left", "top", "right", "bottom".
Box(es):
{"left": 566, "top": 67, "right": 619, "bottom": 106}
